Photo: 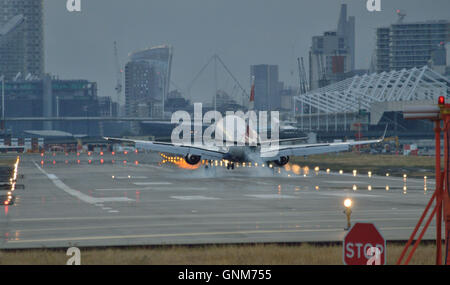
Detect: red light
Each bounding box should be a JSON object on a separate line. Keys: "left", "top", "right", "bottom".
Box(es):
{"left": 439, "top": 96, "right": 445, "bottom": 105}
{"left": 112, "top": 151, "right": 115, "bottom": 156}
{"left": 124, "top": 151, "right": 128, "bottom": 155}
{"left": 100, "top": 152, "right": 104, "bottom": 156}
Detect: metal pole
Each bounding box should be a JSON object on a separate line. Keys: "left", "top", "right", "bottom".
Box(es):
{"left": 1, "top": 75, "right": 4, "bottom": 131}
{"left": 435, "top": 120, "right": 442, "bottom": 265}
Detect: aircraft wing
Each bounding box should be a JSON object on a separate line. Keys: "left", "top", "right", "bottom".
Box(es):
{"left": 261, "top": 127, "right": 387, "bottom": 160}
{"left": 103, "top": 137, "right": 226, "bottom": 161}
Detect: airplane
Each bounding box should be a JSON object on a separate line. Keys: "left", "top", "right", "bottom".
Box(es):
{"left": 104, "top": 80, "right": 386, "bottom": 170}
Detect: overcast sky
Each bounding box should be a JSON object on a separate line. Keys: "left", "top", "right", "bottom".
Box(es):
{"left": 44, "top": 0, "right": 450, "bottom": 104}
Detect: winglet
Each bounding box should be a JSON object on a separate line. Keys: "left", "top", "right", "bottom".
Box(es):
{"left": 380, "top": 124, "right": 388, "bottom": 141}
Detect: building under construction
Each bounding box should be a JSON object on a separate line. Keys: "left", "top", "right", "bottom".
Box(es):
{"left": 376, "top": 19, "right": 450, "bottom": 73}
{"left": 309, "top": 4, "right": 356, "bottom": 90}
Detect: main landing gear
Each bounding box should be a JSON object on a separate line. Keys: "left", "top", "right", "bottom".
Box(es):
{"left": 226, "top": 162, "right": 235, "bottom": 170}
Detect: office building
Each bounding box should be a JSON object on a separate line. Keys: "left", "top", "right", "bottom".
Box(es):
{"left": 125, "top": 45, "right": 173, "bottom": 122}
{"left": 0, "top": 0, "right": 44, "bottom": 79}
{"left": 1, "top": 75, "right": 102, "bottom": 136}
{"left": 250, "top": 64, "right": 281, "bottom": 111}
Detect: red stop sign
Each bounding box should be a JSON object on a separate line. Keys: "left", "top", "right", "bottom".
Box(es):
{"left": 343, "top": 223, "right": 386, "bottom": 265}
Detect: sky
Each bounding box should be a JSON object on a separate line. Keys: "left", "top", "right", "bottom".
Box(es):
{"left": 44, "top": 0, "right": 450, "bottom": 104}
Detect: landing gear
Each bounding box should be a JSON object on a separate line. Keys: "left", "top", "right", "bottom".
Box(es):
{"left": 226, "top": 162, "right": 235, "bottom": 170}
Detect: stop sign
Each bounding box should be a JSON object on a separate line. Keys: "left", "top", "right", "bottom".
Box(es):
{"left": 343, "top": 223, "right": 386, "bottom": 265}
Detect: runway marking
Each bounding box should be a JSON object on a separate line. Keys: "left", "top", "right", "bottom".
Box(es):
{"left": 323, "top": 180, "right": 369, "bottom": 184}
{"left": 8, "top": 217, "right": 424, "bottom": 234}
{"left": 133, "top": 182, "right": 172, "bottom": 186}
{"left": 96, "top": 188, "right": 148, "bottom": 191}
{"left": 6, "top": 226, "right": 433, "bottom": 244}
{"left": 95, "top": 187, "right": 208, "bottom": 191}
{"left": 108, "top": 210, "right": 119, "bottom": 213}
{"left": 113, "top": 176, "right": 148, "bottom": 179}
{"left": 7, "top": 209, "right": 425, "bottom": 223}
{"left": 170, "top": 195, "right": 220, "bottom": 200}
{"left": 318, "top": 193, "right": 380, "bottom": 198}
{"left": 33, "top": 161, "right": 134, "bottom": 204}
{"left": 245, "top": 194, "right": 297, "bottom": 199}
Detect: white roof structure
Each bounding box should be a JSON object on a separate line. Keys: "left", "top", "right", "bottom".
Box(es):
{"left": 294, "top": 66, "right": 450, "bottom": 115}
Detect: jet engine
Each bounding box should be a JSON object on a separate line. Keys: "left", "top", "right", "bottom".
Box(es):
{"left": 185, "top": 154, "right": 201, "bottom": 165}
{"left": 273, "top": 156, "right": 290, "bottom": 166}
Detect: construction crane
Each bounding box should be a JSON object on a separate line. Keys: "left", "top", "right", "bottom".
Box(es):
{"left": 297, "top": 57, "right": 309, "bottom": 95}
{"left": 396, "top": 9, "right": 406, "bottom": 23}
{"left": 317, "top": 53, "right": 329, "bottom": 88}
{"left": 113, "top": 41, "right": 123, "bottom": 108}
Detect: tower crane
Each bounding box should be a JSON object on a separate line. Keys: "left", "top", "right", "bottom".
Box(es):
{"left": 113, "top": 41, "right": 123, "bottom": 108}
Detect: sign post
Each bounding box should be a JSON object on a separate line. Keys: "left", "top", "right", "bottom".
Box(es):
{"left": 343, "top": 222, "right": 386, "bottom": 265}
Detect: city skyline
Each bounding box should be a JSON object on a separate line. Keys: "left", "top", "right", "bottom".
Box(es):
{"left": 44, "top": 0, "right": 450, "bottom": 103}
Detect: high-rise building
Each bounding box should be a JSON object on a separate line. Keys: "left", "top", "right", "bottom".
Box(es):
{"left": 376, "top": 20, "right": 450, "bottom": 73}
{"left": 0, "top": 0, "right": 44, "bottom": 79}
{"left": 250, "top": 64, "right": 280, "bottom": 111}
{"left": 125, "top": 45, "right": 173, "bottom": 123}
{"left": 309, "top": 4, "right": 355, "bottom": 90}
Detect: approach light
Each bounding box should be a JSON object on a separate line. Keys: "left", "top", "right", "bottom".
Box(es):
{"left": 344, "top": 199, "right": 352, "bottom": 208}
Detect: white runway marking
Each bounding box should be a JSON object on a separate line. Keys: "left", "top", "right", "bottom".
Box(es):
{"left": 133, "top": 182, "right": 172, "bottom": 186}
{"left": 171, "top": 195, "right": 220, "bottom": 200}
{"left": 96, "top": 187, "right": 208, "bottom": 191}
{"left": 96, "top": 188, "right": 148, "bottom": 191}
{"left": 113, "top": 176, "right": 148, "bottom": 179}
{"left": 317, "top": 192, "right": 380, "bottom": 198}
{"left": 33, "top": 162, "right": 134, "bottom": 204}
{"left": 245, "top": 194, "right": 297, "bottom": 199}
{"left": 324, "top": 180, "right": 369, "bottom": 184}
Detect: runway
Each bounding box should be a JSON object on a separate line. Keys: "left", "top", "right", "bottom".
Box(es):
{"left": 0, "top": 152, "right": 435, "bottom": 249}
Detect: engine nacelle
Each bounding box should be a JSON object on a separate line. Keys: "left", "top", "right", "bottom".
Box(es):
{"left": 273, "top": 156, "right": 290, "bottom": 167}
{"left": 185, "top": 154, "right": 201, "bottom": 165}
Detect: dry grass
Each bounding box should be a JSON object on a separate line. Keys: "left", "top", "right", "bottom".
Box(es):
{"left": 291, "top": 153, "right": 437, "bottom": 178}
{"left": 0, "top": 243, "right": 440, "bottom": 265}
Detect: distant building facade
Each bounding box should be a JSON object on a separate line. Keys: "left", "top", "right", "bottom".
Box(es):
{"left": 0, "top": 0, "right": 44, "bottom": 79}
{"left": 376, "top": 20, "right": 450, "bottom": 73}
{"left": 1, "top": 76, "right": 105, "bottom": 136}
{"left": 309, "top": 4, "right": 355, "bottom": 90}
{"left": 250, "top": 64, "right": 281, "bottom": 111}
{"left": 125, "top": 45, "right": 173, "bottom": 124}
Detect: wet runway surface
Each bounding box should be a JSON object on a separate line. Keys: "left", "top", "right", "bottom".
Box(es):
{"left": 0, "top": 152, "right": 436, "bottom": 249}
